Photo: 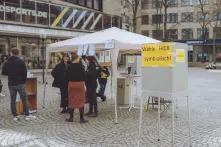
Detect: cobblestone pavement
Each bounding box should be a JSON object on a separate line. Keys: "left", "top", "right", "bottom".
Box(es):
{"left": 0, "top": 68, "right": 221, "bottom": 147}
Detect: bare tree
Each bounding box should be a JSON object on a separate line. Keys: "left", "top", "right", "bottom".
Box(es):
{"left": 153, "top": 0, "right": 163, "bottom": 40}
{"left": 196, "top": 0, "right": 213, "bottom": 62}
{"left": 154, "top": 0, "right": 179, "bottom": 41}
{"left": 161, "top": 0, "right": 169, "bottom": 41}
{"left": 210, "top": 1, "right": 221, "bottom": 62}
{"left": 122, "top": 0, "right": 141, "bottom": 33}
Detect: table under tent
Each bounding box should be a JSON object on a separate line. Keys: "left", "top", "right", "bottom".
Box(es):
{"left": 44, "top": 27, "right": 160, "bottom": 124}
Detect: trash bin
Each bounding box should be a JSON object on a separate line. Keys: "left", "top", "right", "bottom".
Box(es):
{"left": 117, "top": 78, "right": 129, "bottom": 105}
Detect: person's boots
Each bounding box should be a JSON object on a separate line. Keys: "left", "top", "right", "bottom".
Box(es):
{"left": 66, "top": 109, "right": 74, "bottom": 122}
{"left": 85, "top": 103, "right": 93, "bottom": 116}
{"left": 80, "top": 107, "right": 88, "bottom": 123}
{"left": 60, "top": 107, "right": 67, "bottom": 114}
{"left": 88, "top": 104, "right": 98, "bottom": 117}
{"left": 101, "top": 95, "right": 106, "bottom": 102}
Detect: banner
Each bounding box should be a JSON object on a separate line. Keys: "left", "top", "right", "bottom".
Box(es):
{"left": 142, "top": 43, "right": 173, "bottom": 67}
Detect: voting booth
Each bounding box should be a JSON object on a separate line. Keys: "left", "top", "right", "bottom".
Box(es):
{"left": 137, "top": 42, "right": 191, "bottom": 147}
{"left": 142, "top": 42, "right": 188, "bottom": 97}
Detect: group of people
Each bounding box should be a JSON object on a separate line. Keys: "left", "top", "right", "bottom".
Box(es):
{"left": 51, "top": 53, "right": 110, "bottom": 123}
{"left": 0, "top": 48, "right": 109, "bottom": 123}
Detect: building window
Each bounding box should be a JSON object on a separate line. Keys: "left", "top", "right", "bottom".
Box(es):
{"left": 152, "top": 14, "right": 163, "bottom": 24}
{"left": 181, "top": 12, "right": 193, "bottom": 22}
{"left": 0, "top": 0, "right": 4, "bottom": 20}
{"left": 196, "top": 0, "right": 209, "bottom": 5}
{"left": 214, "top": 27, "right": 221, "bottom": 39}
{"left": 167, "top": 13, "right": 178, "bottom": 23}
{"left": 141, "top": 0, "right": 150, "bottom": 9}
{"left": 4, "top": 0, "right": 21, "bottom": 22}
{"left": 181, "top": 0, "right": 194, "bottom": 6}
{"left": 197, "top": 28, "right": 209, "bottom": 39}
{"left": 168, "top": 0, "right": 178, "bottom": 7}
{"left": 37, "top": 2, "right": 49, "bottom": 26}
{"left": 152, "top": 30, "right": 163, "bottom": 40}
{"left": 167, "top": 29, "right": 178, "bottom": 41}
{"left": 50, "top": 4, "right": 64, "bottom": 27}
{"left": 197, "top": 12, "right": 209, "bottom": 22}
{"left": 64, "top": 0, "right": 78, "bottom": 4}
{"left": 182, "top": 29, "right": 193, "bottom": 40}
{"left": 62, "top": 0, "right": 102, "bottom": 11}
{"left": 103, "top": 15, "right": 111, "bottom": 29}
{"left": 152, "top": 0, "right": 162, "bottom": 8}
{"left": 112, "top": 16, "right": 121, "bottom": 28}
{"left": 141, "top": 30, "right": 149, "bottom": 37}
{"left": 22, "top": 0, "right": 36, "bottom": 24}
{"left": 141, "top": 15, "right": 149, "bottom": 25}
{"left": 78, "top": 0, "right": 86, "bottom": 6}
{"left": 86, "top": 0, "right": 93, "bottom": 8}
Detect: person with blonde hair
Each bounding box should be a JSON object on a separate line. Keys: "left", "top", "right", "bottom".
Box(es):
{"left": 66, "top": 53, "right": 88, "bottom": 123}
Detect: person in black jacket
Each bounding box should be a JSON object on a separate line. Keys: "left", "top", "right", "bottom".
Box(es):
{"left": 2, "top": 48, "right": 35, "bottom": 121}
{"left": 85, "top": 56, "right": 98, "bottom": 117}
{"left": 51, "top": 54, "right": 70, "bottom": 114}
{"left": 97, "top": 66, "right": 110, "bottom": 101}
{"left": 66, "top": 53, "right": 88, "bottom": 123}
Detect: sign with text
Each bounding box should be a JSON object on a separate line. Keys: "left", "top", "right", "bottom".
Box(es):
{"left": 176, "top": 49, "right": 185, "bottom": 63}
{"left": 0, "top": 5, "right": 48, "bottom": 18}
{"left": 142, "top": 43, "right": 173, "bottom": 67}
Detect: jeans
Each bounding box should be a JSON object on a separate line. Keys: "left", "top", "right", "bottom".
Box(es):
{"left": 98, "top": 79, "right": 107, "bottom": 97}
{"left": 87, "top": 88, "right": 97, "bottom": 113}
{"left": 0, "top": 80, "right": 3, "bottom": 93}
{"left": 9, "top": 84, "right": 29, "bottom": 116}
{"left": 60, "top": 87, "right": 68, "bottom": 108}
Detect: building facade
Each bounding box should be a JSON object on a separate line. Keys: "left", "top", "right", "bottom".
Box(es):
{"left": 0, "top": 0, "right": 122, "bottom": 69}
{"left": 138, "top": 0, "right": 221, "bottom": 63}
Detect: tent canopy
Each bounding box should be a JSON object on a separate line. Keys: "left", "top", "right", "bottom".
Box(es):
{"left": 47, "top": 27, "right": 160, "bottom": 52}
{"left": 45, "top": 27, "right": 160, "bottom": 124}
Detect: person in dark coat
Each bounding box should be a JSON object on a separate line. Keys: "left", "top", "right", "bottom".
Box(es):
{"left": 66, "top": 53, "right": 88, "bottom": 123}
{"left": 97, "top": 66, "right": 110, "bottom": 101}
{"left": 0, "top": 55, "right": 8, "bottom": 97}
{"left": 85, "top": 56, "right": 98, "bottom": 117}
{"left": 51, "top": 54, "right": 70, "bottom": 113}
{"left": 2, "top": 48, "right": 35, "bottom": 121}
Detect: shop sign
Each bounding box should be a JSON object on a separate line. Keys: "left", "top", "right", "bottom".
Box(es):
{"left": 142, "top": 43, "right": 173, "bottom": 67}
{"left": 176, "top": 49, "right": 185, "bottom": 63}
{"left": 0, "top": 5, "right": 47, "bottom": 18}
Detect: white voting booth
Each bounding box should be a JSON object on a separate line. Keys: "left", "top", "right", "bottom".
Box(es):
{"left": 138, "top": 42, "right": 191, "bottom": 147}
{"left": 43, "top": 27, "right": 160, "bottom": 123}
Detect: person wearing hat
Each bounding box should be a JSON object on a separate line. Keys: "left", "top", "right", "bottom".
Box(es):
{"left": 51, "top": 53, "right": 70, "bottom": 114}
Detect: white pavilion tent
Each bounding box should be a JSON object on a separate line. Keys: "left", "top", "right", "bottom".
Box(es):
{"left": 45, "top": 27, "right": 160, "bottom": 123}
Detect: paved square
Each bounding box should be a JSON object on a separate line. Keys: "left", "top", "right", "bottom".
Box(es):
{"left": 0, "top": 68, "right": 221, "bottom": 147}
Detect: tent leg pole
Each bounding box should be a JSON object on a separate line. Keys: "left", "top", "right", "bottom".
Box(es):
{"left": 137, "top": 95, "right": 144, "bottom": 147}
{"left": 158, "top": 97, "right": 161, "bottom": 142}
{"left": 187, "top": 96, "right": 192, "bottom": 147}
{"left": 114, "top": 96, "right": 118, "bottom": 124}
{"left": 42, "top": 65, "right": 48, "bottom": 109}
{"left": 172, "top": 97, "right": 175, "bottom": 147}
{"left": 43, "top": 83, "right": 46, "bottom": 108}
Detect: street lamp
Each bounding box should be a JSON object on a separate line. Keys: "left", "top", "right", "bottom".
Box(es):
{"left": 40, "top": 34, "right": 47, "bottom": 84}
